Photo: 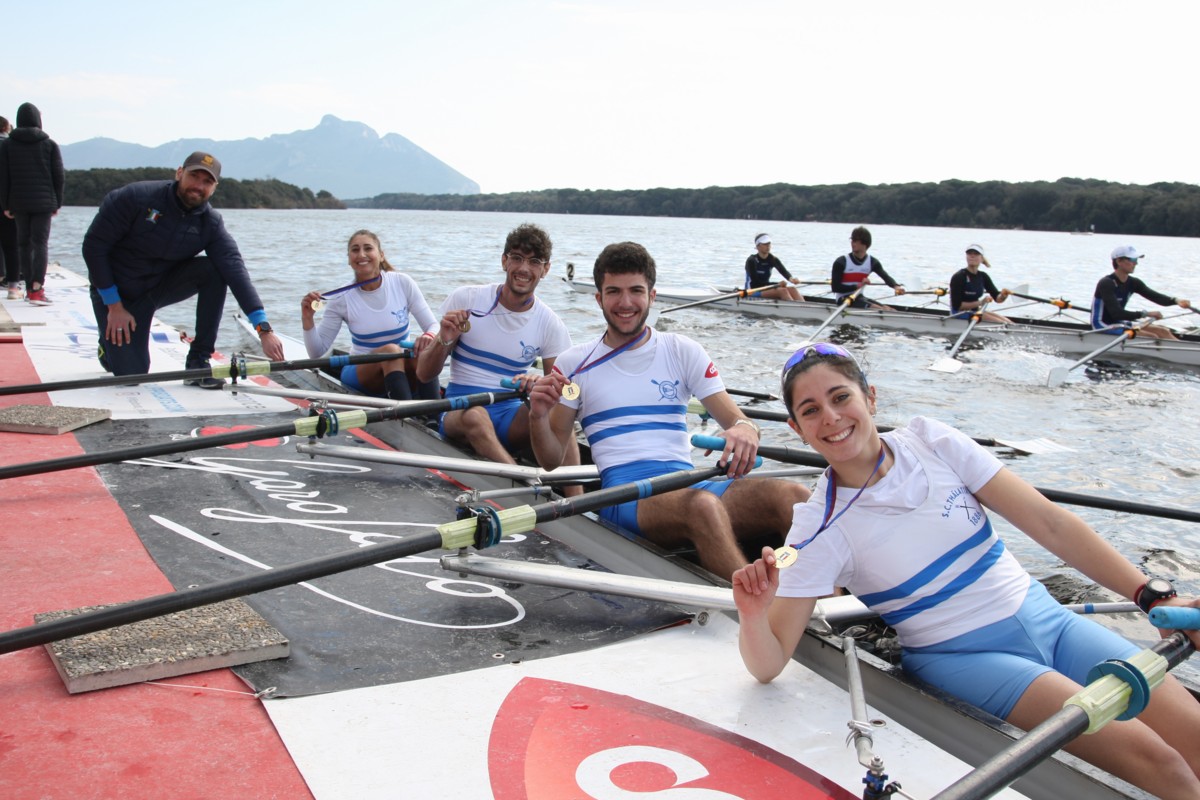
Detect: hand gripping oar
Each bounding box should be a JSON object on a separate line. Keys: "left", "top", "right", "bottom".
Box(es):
{"left": 798, "top": 285, "right": 866, "bottom": 344}
{"left": 929, "top": 299, "right": 990, "bottom": 374}
{"left": 1046, "top": 325, "right": 1144, "bottom": 388}
{"left": 0, "top": 389, "right": 521, "bottom": 482}
{"left": 690, "top": 434, "right": 1200, "bottom": 524}
{"left": 716, "top": 406, "right": 1070, "bottom": 455}
{"left": 0, "top": 348, "right": 416, "bottom": 397}
{"left": 658, "top": 283, "right": 781, "bottom": 316}
{"left": 931, "top": 631, "right": 1195, "bottom": 800}
{"left": 0, "top": 462, "right": 740, "bottom": 656}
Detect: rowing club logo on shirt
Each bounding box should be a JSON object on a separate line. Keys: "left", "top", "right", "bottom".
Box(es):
{"left": 942, "top": 485, "right": 984, "bottom": 526}
{"left": 520, "top": 341, "right": 542, "bottom": 361}
{"left": 705, "top": 362, "right": 718, "bottom": 378}
{"left": 391, "top": 308, "right": 409, "bottom": 328}
{"left": 651, "top": 378, "right": 681, "bottom": 400}
{"left": 145, "top": 207, "right": 162, "bottom": 223}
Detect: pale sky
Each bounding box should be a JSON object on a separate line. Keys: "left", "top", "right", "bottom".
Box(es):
{"left": 3, "top": 1, "right": 1194, "bottom": 195}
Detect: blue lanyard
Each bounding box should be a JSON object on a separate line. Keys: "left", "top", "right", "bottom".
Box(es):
{"left": 321, "top": 273, "right": 382, "bottom": 299}
{"left": 566, "top": 327, "right": 650, "bottom": 381}
{"left": 471, "top": 287, "right": 532, "bottom": 319}
{"left": 791, "top": 444, "right": 885, "bottom": 551}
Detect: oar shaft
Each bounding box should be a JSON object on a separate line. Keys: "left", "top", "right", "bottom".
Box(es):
{"left": 0, "top": 530, "right": 447, "bottom": 655}
{"left": 1009, "top": 291, "right": 1082, "bottom": 311}
{"left": 801, "top": 286, "right": 863, "bottom": 343}
{"left": 0, "top": 350, "right": 412, "bottom": 397}
{"left": 693, "top": 435, "right": 1200, "bottom": 524}
{"left": 0, "top": 460, "right": 726, "bottom": 654}
{"left": 659, "top": 284, "right": 776, "bottom": 315}
{"left": 945, "top": 301, "right": 989, "bottom": 359}
{"left": 533, "top": 465, "right": 725, "bottom": 522}
{"left": 1065, "top": 329, "right": 1134, "bottom": 371}
{"left": 0, "top": 390, "right": 521, "bottom": 482}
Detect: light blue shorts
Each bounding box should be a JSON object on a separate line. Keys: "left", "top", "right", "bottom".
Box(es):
{"left": 901, "top": 580, "right": 1139, "bottom": 719}
{"left": 438, "top": 389, "right": 524, "bottom": 451}
{"left": 339, "top": 364, "right": 369, "bottom": 394}
{"left": 598, "top": 459, "right": 732, "bottom": 537}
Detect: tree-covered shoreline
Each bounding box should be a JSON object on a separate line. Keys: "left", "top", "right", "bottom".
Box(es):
{"left": 349, "top": 178, "right": 1200, "bottom": 237}
{"left": 65, "top": 169, "right": 345, "bottom": 210}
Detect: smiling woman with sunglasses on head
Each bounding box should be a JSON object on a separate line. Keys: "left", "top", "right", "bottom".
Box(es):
{"left": 732, "top": 342, "right": 1200, "bottom": 799}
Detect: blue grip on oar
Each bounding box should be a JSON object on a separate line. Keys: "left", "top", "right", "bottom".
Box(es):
{"left": 500, "top": 378, "right": 518, "bottom": 389}
{"left": 692, "top": 434, "right": 726, "bottom": 451}
{"left": 689, "top": 434, "right": 764, "bottom": 469}
{"left": 1149, "top": 606, "right": 1200, "bottom": 630}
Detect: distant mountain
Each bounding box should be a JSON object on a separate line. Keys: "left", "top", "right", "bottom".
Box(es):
{"left": 60, "top": 115, "right": 479, "bottom": 198}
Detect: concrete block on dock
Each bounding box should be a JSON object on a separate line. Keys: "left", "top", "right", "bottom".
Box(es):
{"left": 0, "top": 404, "right": 112, "bottom": 435}
{"left": 35, "top": 598, "right": 289, "bottom": 694}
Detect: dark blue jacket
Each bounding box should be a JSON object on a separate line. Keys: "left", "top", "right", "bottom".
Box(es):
{"left": 82, "top": 180, "right": 265, "bottom": 318}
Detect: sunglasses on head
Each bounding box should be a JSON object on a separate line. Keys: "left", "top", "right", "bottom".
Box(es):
{"left": 781, "top": 342, "right": 856, "bottom": 378}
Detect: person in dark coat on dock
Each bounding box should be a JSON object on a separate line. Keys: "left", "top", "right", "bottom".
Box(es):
{"left": 0, "top": 103, "right": 64, "bottom": 305}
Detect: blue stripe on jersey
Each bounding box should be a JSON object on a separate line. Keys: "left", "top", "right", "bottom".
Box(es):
{"left": 858, "top": 519, "right": 995, "bottom": 607}
{"left": 877, "top": 539, "right": 1007, "bottom": 627}
{"left": 586, "top": 419, "right": 689, "bottom": 444}
{"left": 455, "top": 338, "right": 533, "bottom": 369}
{"left": 454, "top": 351, "right": 533, "bottom": 377}
{"left": 351, "top": 328, "right": 410, "bottom": 348}
{"left": 581, "top": 404, "right": 688, "bottom": 429}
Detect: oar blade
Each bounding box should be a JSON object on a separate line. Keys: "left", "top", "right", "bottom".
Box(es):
{"left": 928, "top": 356, "right": 964, "bottom": 374}
{"left": 1046, "top": 366, "right": 1070, "bottom": 388}
{"left": 990, "top": 436, "right": 1075, "bottom": 455}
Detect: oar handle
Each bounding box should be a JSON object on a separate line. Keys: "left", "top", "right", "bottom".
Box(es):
{"left": 1149, "top": 606, "right": 1200, "bottom": 630}
{"left": 499, "top": 376, "right": 538, "bottom": 390}
{"left": 686, "top": 435, "right": 764, "bottom": 469}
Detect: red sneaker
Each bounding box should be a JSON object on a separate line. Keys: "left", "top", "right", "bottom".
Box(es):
{"left": 25, "top": 288, "right": 52, "bottom": 306}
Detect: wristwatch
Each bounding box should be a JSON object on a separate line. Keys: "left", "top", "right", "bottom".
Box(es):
{"left": 733, "top": 418, "right": 761, "bottom": 437}
{"left": 1136, "top": 577, "right": 1177, "bottom": 613}
{"left": 255, "top": 321, "right": 273, "bottom": 335}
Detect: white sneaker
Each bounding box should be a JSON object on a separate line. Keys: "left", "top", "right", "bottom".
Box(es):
{"left": 5, "top": 284, "right": 21, "bottom": 300}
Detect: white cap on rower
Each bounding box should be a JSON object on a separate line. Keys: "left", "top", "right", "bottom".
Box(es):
{"left": 965, "top": 244, "right": 985, "bottom": 255}
{"left": 755, "top": 234, "right": 771, "bottom": 246}
{"left": 1111, "top": 245, "right": 1144, "bottom": 260}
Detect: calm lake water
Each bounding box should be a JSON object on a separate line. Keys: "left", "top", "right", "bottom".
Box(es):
{"left": 45, "top": 206, "right": 1200, "bottom": 672}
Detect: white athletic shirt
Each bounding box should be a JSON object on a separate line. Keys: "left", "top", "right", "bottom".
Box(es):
{"left": 554, "top": 329, "right": 724, "bottom": 475}
{"left": 304, "top": 271, "right": 438, "bottom": 357}
{"left": 777, "top": 416, "right": 1030, "bottom": 648}
{"left": 439, "top": 284, "right": 571, "bottom": 392}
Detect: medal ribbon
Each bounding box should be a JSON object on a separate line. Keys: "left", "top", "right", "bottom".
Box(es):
{"left": 320, "top": 273, "right": 382, "bottom": 299}
{"left": 565, "top": 327, "right": 651, "bottom": 382}
{"left": 790, "top": 444, "right": 885, "bottom": 551}
{"left": 470, "top": 287, "right": 533, "bottom": 319}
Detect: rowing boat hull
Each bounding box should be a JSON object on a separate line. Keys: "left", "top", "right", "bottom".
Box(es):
{"left": 564, "top": 278, "right": 1200, "bottom": 368}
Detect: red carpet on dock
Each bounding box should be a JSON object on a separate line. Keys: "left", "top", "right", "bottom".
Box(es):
{"left": 0, "top": 340, "right": 311, "bottom": 800}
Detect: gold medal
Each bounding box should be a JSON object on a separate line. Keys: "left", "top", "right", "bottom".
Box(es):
{"left": 460, "top": 319, "right": 471, "bottom": 333}
{"left": 773, "top": 545, "right": 798, "bottom": 569}
{"left": 561, "top": 382, "right": 580, "bottom": 401}
{"left": 310, "top": 299, "right": 325, "bottom": 311}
